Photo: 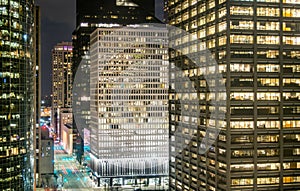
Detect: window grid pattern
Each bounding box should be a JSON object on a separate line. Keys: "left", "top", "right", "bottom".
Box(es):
{"left": 89, "top": 26, "right": 169, "bottom": 177}
{"left": 168, "top": 0, "right": 300, "bottom": 190}
{"left": 0, "top": 0, "right": 35, "bottom": 190}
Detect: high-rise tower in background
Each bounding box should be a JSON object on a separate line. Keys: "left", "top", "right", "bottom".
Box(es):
{"left": 168, "top": 0, "right": 300, "bottom": 190}
{"left": 72, "top": 0, "right": 159, "bottom": 164}
{"left": 0, "top": 0, "right": 36, "bottom": 190}
{"left": 73, "top": 0, "right": 158, "bottom": 73}
{"left": 51, "top": 42, "right": 73, "bottom": 139}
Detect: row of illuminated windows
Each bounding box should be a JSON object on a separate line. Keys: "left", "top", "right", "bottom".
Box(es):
{"left": 0, "top": 7, "right": 19, "bottom": 19}
{"left": 231, "top": 7, "right": 300, "bottom": 17}
{"left": 171, "top": 7, "right": 300, "bottom": 26}
{"left": 98, "top": 84, "right": 167, "bottom": 90}
{"left": 232, "top": 106, "right": 300, "bottom": 114}
{"left": 232, "top": 163, "right": 277, "bottom": 171}
{"left": 172, "top": 0, "right": 215, "bottom": 15}
{"left": 0, "top": 50, "right": 31, "bottom": 59}
{"left": 97, "top": 73, "right": 166, "bottom": 79}
{"left": 231, "top": 78, "right": 300, "bottom": 86}
{"left": 0, "top": 72, "right": 19, "bottom": 78}
{"left": 0, "top": 134, "right": 21, "bottom": 142}
{"left": 231, "top": 120, "right": 281, "bottom": 129}
{"left": 170, "top": 63, "right": 300, "bottom": 75}
{"left": 170, "top": 91, "right": 300, "bottom": 102}
{"left": 231, "top": 21, "right": 288, "bottom": 31}
{"left": 231, "top": 92, "right": 300, "bottom": 101}
{"left": 231, "top": 135, "right": 278, "bottom": 143}
{"left": 193, "top": 22, "right": 299, "bottom": 39}
{"left": 232, "top": 176, "right": 300, "bottom": 185}
{"left": 229, "top": 148, "right": 300, "bottom": 157}
{"left": 1, "top": 30, "right": 24, "bottom": 41}
{"left": 231, "top": 149, "right": 279, "bottom": 157}
{"left": 98, "top": 115, "right": 167, "bottom": 122}
{"left": 0, "top": 114, "right": 20, "bottom": 121}
{"left": 0, "top": 40, "right": 20, "bottom": 49}
{"left": 230, "top": 120, "right": 300, "bottom": 129}
{"left": 203, "top": 35, "right": 300, "bottom": 48}
{"left": 224, "top": 64, "right": 300, "bottom": 73}
{"left": 98, "top": 106, "right": 167, "bottom": 113}
{"left": 231, "top": 134, "right": 300, "bottom": 143}
{"left": 171, "top": 0, "right": 300, "bottom": 22}
{"left": 0, "top": 147, "right": 26, "bottom": 158}
{"left": 0, "top": 19, "right": 22, "bottom": 30}
{"left": 230, "top": 148, "right": 300, "bottom": 157}
{"left": 220, "top": 51, "right": 297, "bottom": 60}
{"left": 98, "top": 31, "right": 168, "bottom": 38}
{"left": 229, "top": 64, "right": 263, "bottom": 73}
{"left": 172, "top": 119, "right": 299, "bottom": 131}
{"left": 99, "top": 37, "right": 166, "bottom": 43}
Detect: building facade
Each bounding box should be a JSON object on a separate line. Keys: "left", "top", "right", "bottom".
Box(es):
{"left": 72, "top": 0, "right": 159, "bottom": 165}
{"left": 89, "top": 25, "right": 169, "bottom": 186}
{"left": 168, "top": 0, "right": 300, "bottom": 190}
{"left": 0, "top": 0, "right": 36, "bottom": 190}
{"left": 51, "top": 42, "right": 73, "bottom": 137}
{"left": 73, "top": 0, "right": 158, "bottom": 73}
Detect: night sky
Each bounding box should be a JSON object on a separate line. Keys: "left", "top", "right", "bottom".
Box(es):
{"left": 35, "top": 0, "right": 164, "bottom": 97}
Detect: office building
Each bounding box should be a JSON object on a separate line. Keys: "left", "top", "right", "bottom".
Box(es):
{"left": 72, "top": 0, "right": 157, "bottom": 72}
{"left": 51, "top": 42, "right": 73, "bottom": 138}
{"left": 72, "top": 0, "right": 159, "bottom": 164}
{"left": 89, "top": 25, "right": 169, "bottom": 186}
{"left": 0, "top": 0, "right": 36, "bottom": 190}
{"left": 168, "top": 0, "right": 300, "bottom": 190}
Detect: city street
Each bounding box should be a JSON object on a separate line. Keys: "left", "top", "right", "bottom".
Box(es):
{"left": 53, "top": 144, "right": 168, "bottom": 191}
{"left": 54, "top": 144, "right": 95, "bottom": 190}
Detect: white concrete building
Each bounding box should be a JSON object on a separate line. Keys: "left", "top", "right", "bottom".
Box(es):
{"left": 89, "top": 25, "right": 169, "bottom": 184}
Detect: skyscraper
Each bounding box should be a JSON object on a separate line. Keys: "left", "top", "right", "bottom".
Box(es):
{"left": 0, "top": 0, "right": 36, "bottom": 190}
{"left": 51, "top": 42, "right": 73, "bottom": 139}
{"left": 72, "top": 0, "right": 159, "bottom": 164}
{"left": 168, "top": 0, "right": 300, "bottom": 190}
{"left": 73, "top": 0, "right": 158, "bottom": 73}
{"left": 89, "top": 25, "right": 169, "bottom": 186}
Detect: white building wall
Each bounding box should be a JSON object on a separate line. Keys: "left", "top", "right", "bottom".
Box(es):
{"left": 90, "top": 25, "right": 169, "bottom": 176}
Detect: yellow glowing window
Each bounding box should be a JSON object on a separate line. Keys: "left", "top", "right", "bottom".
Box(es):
{"left": 230, "top": 6, "right": 253, "bottom": 15}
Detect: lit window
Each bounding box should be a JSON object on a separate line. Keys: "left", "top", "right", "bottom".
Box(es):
{"left": 257, "top": 177, "right": 279, "bottom": 184}
{"left": 257, "top": 7, "right": 280, "bottom": 17}
{"left": 230, "top": 6, "right": 253, "bottom": 15}
{"left": 283, "top": 8, "right": 300, "bottom": 17}
{"left": 230, "top": 20, "right": 253, "bottom": 30}
{"left": 257, "top": 36, "right": 280, "bottom": 44}
{"left": 230, "top": 35, "right": 253, "bottom": 43}
{"left": 232, "top": 178, "right": 253, "bottom": 185}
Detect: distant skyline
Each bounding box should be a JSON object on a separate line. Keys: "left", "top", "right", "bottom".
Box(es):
{"left": 35, "top": 0, "right": 164, "bottom": 97}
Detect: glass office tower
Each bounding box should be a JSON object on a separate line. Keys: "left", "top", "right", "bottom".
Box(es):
{"left": 168, "top": 0, "right": 300, "bottom": 190}
{"left": 0, "top": 0, "right": 35, "bottom": 190}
